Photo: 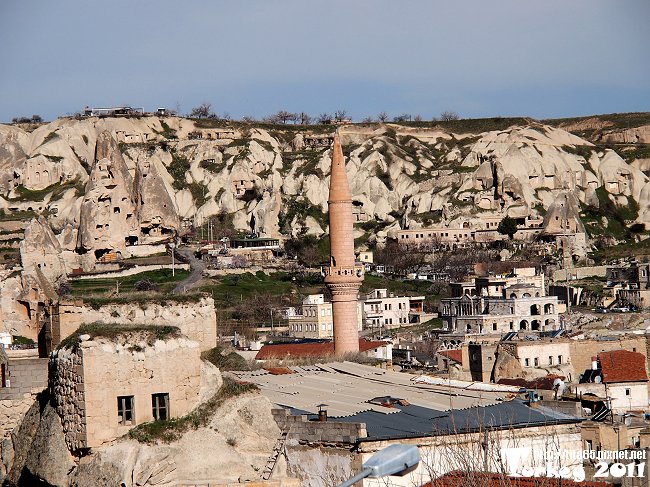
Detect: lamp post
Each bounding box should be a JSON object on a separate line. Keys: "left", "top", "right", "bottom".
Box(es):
{"left": 336, "top": 444, "right": 420, "bottom": 487}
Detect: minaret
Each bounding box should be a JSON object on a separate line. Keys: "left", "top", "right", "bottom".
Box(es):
{"left": 324, "top": 134, "right": 364, "bottom": 355}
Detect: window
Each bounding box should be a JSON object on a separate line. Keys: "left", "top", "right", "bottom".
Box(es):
{"left": 117, "top": 396, "right": 134, "bottom": 425}
{"left": 534, "top": 358, "right": 539, "bottom": 367}
{"left": 152, "top": 393, "right": 169, "bottom": 421}
{"left": 625, "top": 388, "right": 631, "bottom": 396}
{"left": 586, "top": 440, "right": 593, "bottom": 451}
{"left": 558, "top": 355, "right": 562, "bottom": 364}
{"left": 492, "top": 323, "right": 497, "bottom": 331}
{"left": 549, "top": 356, "right": 553, "bottom": 365}
{"left": 524, "top": 358, "right": 530, "bottom": 367}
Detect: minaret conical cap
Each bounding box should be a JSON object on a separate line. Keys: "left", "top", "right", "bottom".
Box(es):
{"left": 328, "top": 134, "right": 352, "bottom": 202}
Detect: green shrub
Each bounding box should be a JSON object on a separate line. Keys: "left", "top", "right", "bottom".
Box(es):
{"left": 128, "top": 378, "right": 259, "bottom": 444}
{"left": 201, "top": 346, "right": 249, "bottom": 371}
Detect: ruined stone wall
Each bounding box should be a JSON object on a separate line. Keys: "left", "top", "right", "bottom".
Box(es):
{"left": 0, "top": 357, "right": 48, "bottom": 399}
{"left": 49, "top": 346, "right": 86, "bottom": 450}
{"left": 52, "top": 336, "right": 201, "bottom": 450}
{"left": 79, "top": 297, "right": 217, "bottom": 350}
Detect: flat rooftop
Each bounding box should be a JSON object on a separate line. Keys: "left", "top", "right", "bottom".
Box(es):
{"left": 232, "top": 362, "right": 582, "bottom": 441}
{"left": 232, "top": 361, "right": 516, "bottom": 417}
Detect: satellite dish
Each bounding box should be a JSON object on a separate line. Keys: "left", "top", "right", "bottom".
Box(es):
{"left": 594, "top": 376, "right": 602, "bottom": 383}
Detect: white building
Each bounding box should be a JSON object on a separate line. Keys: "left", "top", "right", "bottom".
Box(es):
{"left": 287, "top": 294, "right": 362, "bottom": 339}
{"left": 362, "top": 289, "right": 425, "bottom": 330}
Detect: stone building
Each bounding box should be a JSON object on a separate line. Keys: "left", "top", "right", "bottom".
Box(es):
{"left": 440, "top": 268, "right": 559, "bottom": 336}
{"left": 50, "top": 326, "right": 201, "bottom": 450}
{"left": 324, "top": 135, "right": 364, "bottom": 355}
{"left": 286, "top": 294, "right": 362, "bottom": 339}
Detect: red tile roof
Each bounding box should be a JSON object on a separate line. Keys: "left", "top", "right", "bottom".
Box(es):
{"left": 264, "top": 367, "right": 294, "bottom": 375}
{"left": 438, "top": 349, "right": 463, "bottom": 364}
{"left": 599, "top": 349, "right": 648, "bottom": 383}
{"left": 423, "top": 471, "right": 611, "bottom": 487}
{"left": 255, "top": 339, "right": 388, "bottom": 360}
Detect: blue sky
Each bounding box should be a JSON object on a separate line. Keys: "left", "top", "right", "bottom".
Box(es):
{"left": 1, "top": 1, "right": 649, "bottom": 122}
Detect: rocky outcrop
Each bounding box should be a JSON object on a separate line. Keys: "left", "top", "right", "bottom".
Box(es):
{"left": 76, "top": 131, "right": 139, "bottom": 257}
{"left": 19, "top": 216, "right": 66, "bottom": 283}
{"left": 542, "top": 191, "right": 586, "bottom": 235}
{"left": 2, "top": 394, "right": 73, "bottom": 487}
{"left": 1, "top": 116, "right": 650, "bottom": 257}
{"left": 134, "top": 158, "right": 180, "bottom": 241}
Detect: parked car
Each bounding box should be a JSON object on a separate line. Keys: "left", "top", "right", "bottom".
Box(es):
{"left": 611, "top": 306, "right": 630, "bottom": 313}
{"left": 595, "top": 306, "right": 610, "bottom": 313}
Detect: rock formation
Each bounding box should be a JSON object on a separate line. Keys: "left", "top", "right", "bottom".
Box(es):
{"left": 134, "top": 158, "right": 180, "bottom": 242}
{"left": 76, "top": 131, "right": 139, "bottom": 259}
{"left": 20, "top": 216, "right": 66, "bottom": 284}
{"left": 0, "top": 115, "right": 648, "bottom": 265}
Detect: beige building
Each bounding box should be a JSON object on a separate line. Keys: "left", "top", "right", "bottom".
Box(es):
{"left": 287, "top": 294, "right": 362, "bottom": 339}
{"left": 361, "top": 288, "right": 425, "bottom": 330}
{"left": 50, "top": 327, "right": 201, "bottom": 450}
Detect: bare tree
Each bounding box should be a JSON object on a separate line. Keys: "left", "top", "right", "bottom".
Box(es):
{"left": 414, "top": 114, "right": 423, "bottom": 122}
{"left": 298, "top": 112, "right": 312, "bottom": 125}
{"left": 377, "top": 112, "right": 389, "bottom": 122}
{"left": 440, "top": 110, "right": 460, "bottom": 121}
{"left": 362, "top": 116, "right": 375, "bottom": 123}
{"left": 241, "top": 115, "right": 257, "bottom": 123}
{"left": 393, "top": 113, "right": 412, "bottom": 122}
{"left": 190, "top": 102, "right": 213, "bottom": 119}
{"left": 316, "top": 113, "right": 332, "bottom": 124}
{"left": 334, "top": 109, "right": 348, "bottom": 122}
{"left": 271, "top": 110, "right": 296, "bottom": 124}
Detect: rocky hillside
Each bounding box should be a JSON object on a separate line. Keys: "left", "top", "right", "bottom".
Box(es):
{"left": 1, "top": 113, "right": 649, "bottom": 251}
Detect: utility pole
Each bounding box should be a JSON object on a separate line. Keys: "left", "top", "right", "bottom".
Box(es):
{"left": 170, "top": 243, "right": 175, "bottom": 277}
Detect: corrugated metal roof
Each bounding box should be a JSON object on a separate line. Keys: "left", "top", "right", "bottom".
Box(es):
{"left": 232, "top": 361, "right": 512, "bottom": 418}
{"left": 338, "top": 400, "right": 582, "bottom": 441}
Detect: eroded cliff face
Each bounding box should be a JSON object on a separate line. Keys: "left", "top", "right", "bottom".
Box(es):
{"left": 76, "top": 131, "right": 139, "bottom": 257}
{"left": 2, "top": 387, "right": 295, "bottom": 487}
{"left": 0, "top": 116, "right": 649, "bottom": 253}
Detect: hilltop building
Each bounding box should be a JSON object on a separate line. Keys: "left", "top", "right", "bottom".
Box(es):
{"left": 324, "top": 135, "right": 364, "bottom": 355}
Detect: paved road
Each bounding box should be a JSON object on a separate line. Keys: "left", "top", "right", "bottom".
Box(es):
{"left": 172, "top": 248, "right": 206, "bottom": 294}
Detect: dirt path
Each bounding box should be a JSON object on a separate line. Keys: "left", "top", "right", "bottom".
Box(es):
{"left": 172, "top": 248, "right": 206, "bottom": 294}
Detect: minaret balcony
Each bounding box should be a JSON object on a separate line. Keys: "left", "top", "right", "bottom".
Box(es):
{"left": 323, "top": 264, "right": 365, "bottom": 284}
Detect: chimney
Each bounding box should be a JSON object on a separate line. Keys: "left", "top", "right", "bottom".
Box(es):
{"left": 592, "top": 356, "right": 598, "bottom": 370}
{"left": 317, "top": 404, "right": 328, "bottom": 422}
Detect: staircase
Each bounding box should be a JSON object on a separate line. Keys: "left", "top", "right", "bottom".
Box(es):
{"left": 261, "top": 429, "right": 289, "bottom": 480}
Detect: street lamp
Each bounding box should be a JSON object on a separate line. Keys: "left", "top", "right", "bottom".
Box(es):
{"left": 336, "top": 444, "right": 420, "bottom": 487}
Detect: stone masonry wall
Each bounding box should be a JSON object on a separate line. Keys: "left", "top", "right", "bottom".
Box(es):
{"left": 570, "top": 336, "right": 647, "bottom": 376}
{"left": 49, "top": 346, "right": 86, "bottom": 450}
{"left": 272, "top": 409, "right": 366, "bottom": 444}
{"left": 51, "top": 335, "right": 202, "bottom": 450}
{"left": 79, "top": 297, "right": 217, "bottom": 351}
{"left": 0, "top": 357, "right": 48, "bottom": 438}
